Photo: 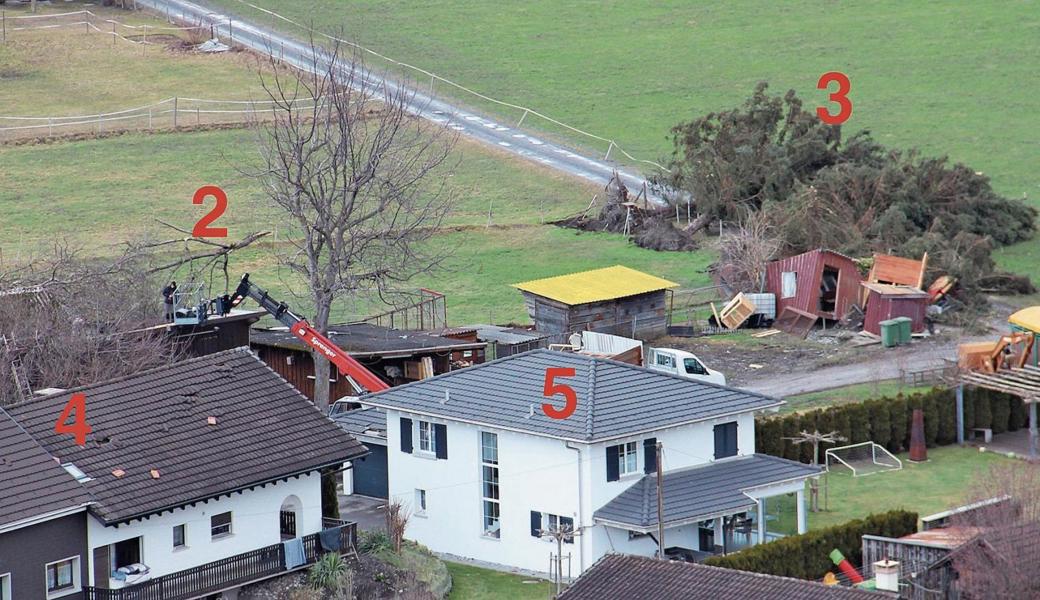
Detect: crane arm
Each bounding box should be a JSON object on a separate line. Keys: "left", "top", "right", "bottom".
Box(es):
{"left": 229, "top": 274, "right": 391, "bottom": 393}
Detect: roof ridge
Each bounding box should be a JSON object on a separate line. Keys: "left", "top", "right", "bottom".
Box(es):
{"left": 584, "top": 360, "right": 596, "bottom": 439}
{"left": 6, "top": 346, "right": 253, "bottom": 408}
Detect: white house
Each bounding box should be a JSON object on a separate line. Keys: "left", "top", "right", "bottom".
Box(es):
{"left": 3, "top": 348, "right": 367, "bottom": 598}
{"left": 362, "top": 349, "right": 819, "bottom": 575}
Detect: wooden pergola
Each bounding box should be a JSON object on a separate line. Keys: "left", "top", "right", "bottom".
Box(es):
{"left": 960, "top": 366, "right": 1040, "bottom": 458}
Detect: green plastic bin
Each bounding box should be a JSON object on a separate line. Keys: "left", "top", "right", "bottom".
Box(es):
{"left": 894, "top": 317, "right": 913, "bottom": 344}
{"left": 879, "top": 319, "right": 900, "bottom": 348}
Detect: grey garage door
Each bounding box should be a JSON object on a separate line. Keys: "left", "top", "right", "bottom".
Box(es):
{"left": 353, "top": 443, "right": 388, "bottom": 498}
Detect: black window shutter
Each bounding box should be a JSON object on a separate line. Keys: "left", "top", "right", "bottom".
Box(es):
{"left": 400, "top": 417, "right": 413, "bottom": 454}
{"left": 434, "top": 423, "right": 448, "bottom": 459}
{"left": 606, "top": 445, "right": 620, "bottom": 482}
{"left": 714, "top": 423, "right": 737, "bottom": 459}
{"left": 530, "top": 511, "right": 541, "bottom": 537}
{"left": 560, "top": 516, "right": 575, "bottom": 543}
{"left": 643, "top": 438, "right": 657, "bottom": 474}
{"left": 728, "top": 422, "right": 738, "bottom": 456}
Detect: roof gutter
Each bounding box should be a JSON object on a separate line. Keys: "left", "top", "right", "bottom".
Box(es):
{"left": 565, "top": 441, "right": 585, "bottom": 574}
{"left": 0, "top": 502, "right": 92, "bottom": 535}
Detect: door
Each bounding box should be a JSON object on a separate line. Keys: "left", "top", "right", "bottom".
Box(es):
{"left": 352, "top": 443, "right": 389, "bottom": 498}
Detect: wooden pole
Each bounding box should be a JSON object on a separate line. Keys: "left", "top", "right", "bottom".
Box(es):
{"left": 173, "top": 97, "right": 178, "bottom": 128}
{"left": 656, "top": 441, "right": 664, "bottom": 558}
{"left": 956, "top": 384, "right": 965, "bottom": 445}
{"left": 3, "top": 10, "right": 6, "bottom": 44}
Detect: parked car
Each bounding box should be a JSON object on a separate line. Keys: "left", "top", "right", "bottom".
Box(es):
{"left": 646, "top": 347, "right": 726, "bottom": 385}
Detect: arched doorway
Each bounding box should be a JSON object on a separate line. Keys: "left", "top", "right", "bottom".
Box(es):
{"left": 280, "top": 495, "right": 302, "bottom": 540}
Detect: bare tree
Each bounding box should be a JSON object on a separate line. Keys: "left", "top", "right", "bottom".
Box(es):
{"left": 717, "top": 210, "right": 782, "bottom": 292}
{"left": 386, "top": 497, "right": 411, "bottom": 555}
{"left": 249, "top": 39, "right": 458, "bottom": 409}
{"left": 948, "top": 462, "right": 1040, "bottom": 599}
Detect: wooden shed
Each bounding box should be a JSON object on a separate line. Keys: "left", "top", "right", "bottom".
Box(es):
{"left": 512, "top": 265, "right": 678, "bottom": 339}
{"left": 764, "top": 249, "right": 862, "bottom": 321}
{"left": 862, "top": 283, "right": 931, "bottom": 335}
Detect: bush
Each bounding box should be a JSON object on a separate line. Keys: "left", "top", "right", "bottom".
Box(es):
{"left": 704, "top": 510, "right": 918, "bottom": 580}
{"left": 991, "top": 393, "right": 1011, "bottom": 435}
{"left": 308, "top": 552, "right": 351, "bottom": 594}
{"left": 865, "top": 400, "right": 891, "bottom": 449}
{"left": 888, "top": 396, "right": 908, "bottom": 453}
{"left": 846, "top": 403, "right": 870, "bottom": 444}
{"left": 974, "top": 393, "right": 992, "bottom": 430}
{"left": 358, "top": 530, "right": 391, "bottom": 554}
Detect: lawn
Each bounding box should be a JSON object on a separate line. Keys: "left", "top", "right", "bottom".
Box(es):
{"left": 768, "top": 446, "right": 1015, "bottom": 533}
{"left": 207, "top": 0, "right": 1040, "bottom": 276}
{"left": 0, "top": 2, "right": 271, "bottom": 117}
{"left": 446, "top": 562, "right": 553, "bottom": 600}
{"left": 781, "top": 380, "right": 934, "bottom": 415}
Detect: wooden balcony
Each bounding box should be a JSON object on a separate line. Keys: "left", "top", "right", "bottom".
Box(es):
{"left": 84, "top": 522, "right": 356, "bottom": 600}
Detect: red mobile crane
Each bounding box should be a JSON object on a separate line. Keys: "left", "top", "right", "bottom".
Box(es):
{"left": 222, "top": 274, "right": 390, "bottom": 394}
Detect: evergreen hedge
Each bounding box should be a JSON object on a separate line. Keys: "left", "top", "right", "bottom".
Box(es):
{"left": 756, "top": 387, "right": 1019, "bottom": 460}
{"left": 703, "top": 510, "right": 918, "bottom": 580}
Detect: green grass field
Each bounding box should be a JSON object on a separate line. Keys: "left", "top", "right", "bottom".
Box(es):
{"left": 781, "top": 380, "right": 932, "bottom": 415}
{"left": 208, "top": 0, "right": 1040, "bottom": 275}
{"left": 446, "top": 562, "right": 553, "bottom": 600}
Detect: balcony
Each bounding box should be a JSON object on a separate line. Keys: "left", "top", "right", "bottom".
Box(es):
{"left": 84, "top": 521, "right": 356, "bottom": 600}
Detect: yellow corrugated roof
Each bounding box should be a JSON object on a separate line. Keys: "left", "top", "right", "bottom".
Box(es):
{"left": 1010, "top": 306, "right": 1040, "bottom": 332}
{"left": 512, "top": 265, "right": 678, "bottom": 305}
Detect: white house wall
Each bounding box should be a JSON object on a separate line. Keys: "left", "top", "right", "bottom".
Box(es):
{"left": 86, "top": 472, "right": 322, "bottom": 586}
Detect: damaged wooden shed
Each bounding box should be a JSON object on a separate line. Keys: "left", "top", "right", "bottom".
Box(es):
{"left": 512, "top": 265, "right": 678, "bottom": 338}
{"left": 861, "top": 283, "right": 931, "bottom": 336}
{"left": 765, "top": 249, "right": 862, "bottom": 322}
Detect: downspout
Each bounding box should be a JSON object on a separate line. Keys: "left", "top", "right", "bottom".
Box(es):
{"left": 565, "top": 442, "right": 585, "bottom": 574}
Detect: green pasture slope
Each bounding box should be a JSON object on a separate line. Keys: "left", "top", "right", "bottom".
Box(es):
{"left": 207, "top": 0, "right": 1040, "bottom": 273}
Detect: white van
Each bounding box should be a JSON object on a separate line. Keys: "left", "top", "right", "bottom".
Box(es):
{"left": 646, "top": 347, "right": 726, "bottom": 386}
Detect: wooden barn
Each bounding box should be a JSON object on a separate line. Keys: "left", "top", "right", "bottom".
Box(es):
{"left": 250, "top": 323, "right": 487, "bottom": 402}
{"left": 765, "top": 249, "right": 862, "bottom": 321}
{"left": 861, "top": 283, "right": 931, "bottom": 335}
{"left": 512, "top": 265, "right": 678, "bottom": 339}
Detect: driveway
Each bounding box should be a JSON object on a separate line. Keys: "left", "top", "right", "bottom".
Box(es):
{"left": 339, "top": 493, "right": 387, "bottom": 532}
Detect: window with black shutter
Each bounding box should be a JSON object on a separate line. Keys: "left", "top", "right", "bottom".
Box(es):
{"left": 713, "top": 422, "right": 738, "bottom": 459}
{"left": 643, "top": 438, "right": 657, "bottom": 474}
{"left": 434, "top": 423, "right": 448, "bottom": 459}
{"left": 605, "top": 445, "right": 620, "bottom": 482}
{"left": 400, "top": 417, "right": 413, "bottom": 454}
{"left": 530, "top": 511, "right": 541, "bottom": 537}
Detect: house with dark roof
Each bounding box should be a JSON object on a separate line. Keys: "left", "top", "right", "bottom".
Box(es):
{"left": 360, "top": 348, "right": 819, "bottom": 575}
{"left": 1, "top": 348, "right": 367, "bottom": 599}
{"left": 0, "top": 410, "right": 93, "bottom": 600}
{"left": 557, "top": 554, "right": 885, "bottom": 600}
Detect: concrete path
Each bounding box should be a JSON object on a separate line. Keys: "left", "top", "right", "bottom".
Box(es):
{"left": 136, "top": 0, "right": 660, "bottom": 200}
{"left": 338, "top": 494, "right": 386, "bottom": 533}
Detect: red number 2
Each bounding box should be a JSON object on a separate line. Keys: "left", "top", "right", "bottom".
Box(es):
{"left": 54, "top": 392, "right": 92, "bottom": 446}
{"left": 542, "top": 367, "right": 577, "bottom": 420}
{"left": 192, "top": 185, "right": 228, "bottom": 238}
{"left": 816, "top": 71, "right": 852, "bottom": 125}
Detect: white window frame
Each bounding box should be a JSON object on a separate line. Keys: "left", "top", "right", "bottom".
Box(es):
{"left": 0, "top": 572, "right": 11, "bottom": 600}
{"left": 210, "top": 511, "right": 233, "bottom": 539}
{"left": 415, "top": 489, "right": 427, "bottom": 517}
{"left": 654, "top": 352, "right": 675, "bottom": 368}
{"left": 417, "top": 420, "right": 436, "bottom": 455}
{"left": 619, "top": 441, "right": 639, "bottom": 476}
{"left": 173, "top": 523, "right": 187, "bottom": 549}
{"left": 44, "top": 555, "right": 80, "bottom": 599}
{"left": 480, "top": 431, "right": 501, "bottom": 539}
{"left": 781, "top": 271, "right": 797, "bottom": 298}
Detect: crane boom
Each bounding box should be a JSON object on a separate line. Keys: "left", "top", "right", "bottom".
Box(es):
{"left": 229, "top": 274, "right": 390, "bottom": 393}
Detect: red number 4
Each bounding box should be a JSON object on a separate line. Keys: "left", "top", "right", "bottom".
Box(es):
{"left": 816, "top": 71, "right": 852, "bottom": 125}
{"left": 54, "top": 392, "right": 92, "bottom": 446}
{"left": 542, "top": 367, "right": 577, "bottom": 420}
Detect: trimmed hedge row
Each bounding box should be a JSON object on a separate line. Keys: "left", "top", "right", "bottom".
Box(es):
{"left": 756, "top": 387, "right": 1024, "bottom": 462}
{"left": 703, "top": 510, "right": 918, "bottom": 580}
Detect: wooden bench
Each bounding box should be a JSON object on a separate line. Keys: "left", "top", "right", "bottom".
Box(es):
{"left": 971, "top": 428, "right": 993, "bottom": 444}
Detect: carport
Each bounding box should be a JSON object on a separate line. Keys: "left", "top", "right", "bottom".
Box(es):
{"left": 333, "top": 407, "right": 389, "bottom": 498}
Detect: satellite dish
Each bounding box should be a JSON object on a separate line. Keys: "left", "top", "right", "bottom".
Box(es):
{"left": 568, "top": 333, "right": 582, "bottom": 349}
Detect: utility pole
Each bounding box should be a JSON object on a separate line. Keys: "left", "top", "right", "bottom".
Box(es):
{"left": 656, "top": 441, "right": 665, "bottom": 558}
{"left": 539, "top": 523, "right": 582, "bottom": 596}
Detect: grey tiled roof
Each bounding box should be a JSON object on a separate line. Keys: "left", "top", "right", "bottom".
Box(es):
{"left": 361, "top": 349, "right": 782, "bottom": 442}
{"left": 594, "top": 454, "right": 821, "bottom": 529}
{"left": 332, "top": 407, "right": 387, "bottom": 442}
{"left": 558, "top": 554, "right": 885, "bottom": 600}
{"left": 0, "top": 410, "right": 91, "bottom": 529}
{"left": 6, "top": 348, "right": 367, "bottom": 524}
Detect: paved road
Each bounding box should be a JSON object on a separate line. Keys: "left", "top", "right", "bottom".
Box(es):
{"left": 137, "top": 0, "right": 659, "bottom": 200}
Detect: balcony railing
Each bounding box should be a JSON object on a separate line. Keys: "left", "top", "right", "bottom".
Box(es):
{"left": 83, "top": 522, "right": 356, "bottom": 600}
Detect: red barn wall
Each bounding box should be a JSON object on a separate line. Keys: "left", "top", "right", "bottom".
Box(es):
{"left": 863, "top": 293, "right": 928, "bottom": 335}
{"left": 765, "top": 250, "right": 862, "bottom": 320}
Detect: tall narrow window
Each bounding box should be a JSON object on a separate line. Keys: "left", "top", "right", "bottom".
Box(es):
{"left": 781, "top": 272, "right": 797, "bottom": 298}
{"left": 619, "top": 441, "right": 638, "bottom": 476}
{"left": 415, "top": 489, "right": 428, "bottom": 516}
{"left": 418, "top": 421, "right": 435, "bottom": 454}
{"left": 172, "top": 524, "right": 186, "bottom": 549}
{"left": 0, "top": 573, "right": 10, "bottom": 600}
{"left": 480, "top": 431, "right": 500, "bottom": 538}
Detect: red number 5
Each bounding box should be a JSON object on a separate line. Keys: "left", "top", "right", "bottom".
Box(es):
{"left": 542, "top": 367, "right": 577, "bottom": 420}
{"left": 54, "top": 393, "right": 92, "bottom": 446}
{"left": 192, "top": 185, "right": 228, "bottom": 238}
{"left": 816, "top": 71, "right": 852, "bottom": 125}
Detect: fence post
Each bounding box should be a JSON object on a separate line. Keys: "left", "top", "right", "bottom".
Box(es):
{"left": 112, "top": 21, "right": 116, "bottom": 45}
{"left": 48, "top": 118, "right": 52, "bottom": 137}
{"left": 229, "top": 16, "right": 232, "bottom": 44}
{"left": 517, "top": 109, "right": 529, "bottom": 128}
{"left": 97, "top": 113, "right": 102, "bottom": 135}
{"left": 2, "top": 10, "right": 6, "bottom": 44}
{"left": 148, "top": 108, "right": 153, "bottom": 129}
{"left": 173, "top": 97, "right": 178, "bottom": 128}
{"left": 604, "top": 141, "right": 615, "bottom": 160}
{"left": 197, "top": 107, "right": 201, "bottom": 126}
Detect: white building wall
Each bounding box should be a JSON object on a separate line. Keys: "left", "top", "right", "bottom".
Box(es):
{"left": 86, "top": 472, "right": 323, "bottom": 586}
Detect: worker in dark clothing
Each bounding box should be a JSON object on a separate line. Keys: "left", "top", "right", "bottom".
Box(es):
{"left": 162, "top": 281, "right": 177, "bottom": 322}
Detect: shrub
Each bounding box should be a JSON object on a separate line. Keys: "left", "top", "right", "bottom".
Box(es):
{"left": 846, "top": 403, "right": 870, "bottom": 444}
{"left": 889, "top": 396, "right": 908, "bottom": 453}
{"left": 358, "top": 530, "right": 391, "bottom": 554}
{"left": 309, "top": 552, "right": 351, "bottom": 594}
{"left": 1009, "top": 396, "right": 1027, "bottom": 431}
{"left": 974, "top": 393, "right": 992, "bottom": 430}
{"left": 865, "top": 399, "right": 891, "bottom": 450}
{"left": 704, "top": 510, "right": 918, "bottom": 580}
{"left": 991, "top": 392, "right": 1011, "bottom": 435}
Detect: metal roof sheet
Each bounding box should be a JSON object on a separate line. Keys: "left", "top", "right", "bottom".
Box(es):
{"left": 1010, "top": 306, "right": 1040, "bottom": 333}
{"left": 593, "top": 454, "right": 820, "bottom": 529}
{"left": 512, "top": 265, "right": 678, "bottom": 305}
{"left": 332, "top": 407, "right": 387, "bottom": 441}
{"left": 250, "top": 322, "right": 485, "bottom": 356}
{"left": 361, "top": 349, "right": 782, "bottom": 442}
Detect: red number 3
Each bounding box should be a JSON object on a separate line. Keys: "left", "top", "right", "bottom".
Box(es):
{"left": 54, "top": 393, "right": 92, "bottom": 446}
{"left": 542, "top": 367, "right": 577, "bottom": 420}
{"left": 192, "top": 185, "right": 228, "bottom": 238}
{"left": 816, "top": 71, "right": 852, "bottom": 125}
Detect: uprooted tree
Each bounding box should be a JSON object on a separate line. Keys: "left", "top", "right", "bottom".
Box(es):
{"left": 659, "top": 82, "right": 1037, "bottom": 296}
{"left": 248, "top": 39, "right": 457, "bottom": 411}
